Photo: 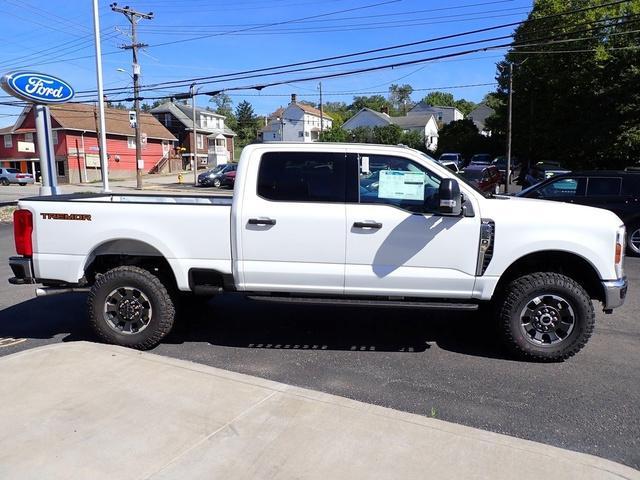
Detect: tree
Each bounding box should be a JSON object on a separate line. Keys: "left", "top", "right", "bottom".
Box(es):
{"left": 454, "top": 99, "right": 477, "bottom": 117}
{"left": 373, "top": 124, "right": 403, "bottom": 145}
{"left": 235, "top": 100, "right": 259, "bottom": 145}
{"left": 319, "top": 125, "right": 350, "bottom": 142}
{"left": 210, "top": 93, "right": 234, "bottom": 122}
{"left": 388, "top": 84, "right": 414, "bottom": 114}
{"left": 141, "top": 103, "right": 152, "bottom": 112}
{"left": 436, "top": 119, "right": 498, "bottom": 158}
{"left": 490, "top": 0, "right": 640, "bottom": 169}
{"left": 322, "top": 101, "right": 352, "bottom": 126}
{"left": 423, "top": 91, "right": 455, "bottom": 107}
{"left": 351, "top": 95, "right": 389, "bottom": 113}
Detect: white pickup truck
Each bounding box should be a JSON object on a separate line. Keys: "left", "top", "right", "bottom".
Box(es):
{"left": 8, "top": 143, "right": 628, "bottom": 361}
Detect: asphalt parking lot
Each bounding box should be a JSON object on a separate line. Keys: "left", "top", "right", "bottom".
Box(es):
{"left": 0, "top": 222, "right": 638, "bottom": 469}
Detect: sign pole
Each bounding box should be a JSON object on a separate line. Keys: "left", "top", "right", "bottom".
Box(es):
{"left": 92, "top": 0, "right": 110, "bottom": 193}
{"left": 34, "top": 104, "right": 59, "bottom": 196}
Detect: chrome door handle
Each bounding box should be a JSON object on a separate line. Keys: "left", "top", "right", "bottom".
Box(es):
{"left": 248, "top": 218, "right": 276, "bottom": 226}
{"left": 353, "top": 221, "right": 382, "bottom": 229}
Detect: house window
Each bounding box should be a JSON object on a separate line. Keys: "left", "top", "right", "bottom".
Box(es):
{"left": 3, "top": 134, "right": 11, "bottom": 148}
{"left": 24, "top": 133, "right": 33, "bottom": 142}
{"left": 298, "top": 131, "right": 304, "bottom": 137}
{"left": 304, "top": 131, "right": 310, "bottom": 137}
{"left": 197, "top": 134, "right": 204, "bottom": 149}
{"left": 52, "top": 130, "right": 58, "bottom": 145}
{"left": 128, "top": 137, "right": 136, "bottom": 149}
{"left": 164, "top": 113, "right": 171, "bottom": 126}
{"left": 57, "top": 161, "right": 65, "bottom": 177}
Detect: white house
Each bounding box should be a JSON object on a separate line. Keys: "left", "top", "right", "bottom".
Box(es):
{"left": 407, "top": 102, "right": 464, "bottom": 125}
{"left": 342, "top": 108, "right": 439, "bottom": 152}
{"left": 467, "top": 103, "right": 495, "bottom": 136}
{"left": 260, "top": 95, "right": 332, "bottom": 142}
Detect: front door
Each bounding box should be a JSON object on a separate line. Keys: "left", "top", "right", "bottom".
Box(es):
{"left": 345, "top": 153, "right": 480, "bottom": 298}
{"left": 238, "top": 151, "right": 349, "bottom": 294}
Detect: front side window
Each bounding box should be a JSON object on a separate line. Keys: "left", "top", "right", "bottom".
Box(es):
{"left": 586, "top": 177, "right": 622, "bottom": 196}
{"left": 257, "top": 152, "right": 346, "bottom": 202}
{"left": 538, "top": 177, "right": 586, "bottom": 197}
{"left": 359, "top": 154, "right": 441, "bottom": 213}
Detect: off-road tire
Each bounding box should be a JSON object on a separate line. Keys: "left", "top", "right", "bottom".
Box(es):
{"left": 497, "top": 272, "right": 595, "bottom": 362}
{"left": 88, "top": 266, "right": 175, "bottom": 350}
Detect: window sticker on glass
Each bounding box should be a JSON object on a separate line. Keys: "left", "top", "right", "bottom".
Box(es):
{"left": 361, "top": 156, "right": 370, "bottom": 174}
{"left": 378, "top": 170, "right": 425, "bottom": 201}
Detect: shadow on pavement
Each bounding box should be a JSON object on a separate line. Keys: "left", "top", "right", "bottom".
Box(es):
{"left": 0, "top": 293, "right": 510, "bottom": 360}
{"left": 167, "top": 294, "right": 511, "bottom": 360}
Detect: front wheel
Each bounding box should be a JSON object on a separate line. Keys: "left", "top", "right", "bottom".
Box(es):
{"left": 87, "top": 266, "right": 176, "bottom": 350}
{"left": 0, "top": 178, "right": 9, "bottom": 186}
{"left": 213, "top": 178, "right": 222, "bottom": 188}
{"left": 497, "top": 272, "right": 594, "bottom": 361}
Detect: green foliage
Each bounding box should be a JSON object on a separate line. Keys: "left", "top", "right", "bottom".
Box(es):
{"left": 388, "top": 84, "right": 414, "bottom": 114}
{"left": 436, "top": 119, "right": 500, "bottom": 158}
{"left": 423, "top": 91, "right": 455, "bottom": 107}
{"left": 351, "top": 95, "right": 389, "bottom": 113}
{"left": 319, "top": 125, "right": 350, "bottom": 142}
{"left": 373, "top": 124, "right": 404, "bottom": 145}
{"left": 322, "top": 101, "right": 353, "bottom": 126}
{"left": 400, "top": 130, "right": 425, "bottom": 150}
{"left": 490, "top": 0, "right": 640, "bottom": 168}
{"left": 454, "top": 99, "right": 477, "bottom": 116}
{"left": 235, "top": 100, "right": 259, "bottom": 145}
{"left": 351, "top": 126, "right": 374, "bottom": 143}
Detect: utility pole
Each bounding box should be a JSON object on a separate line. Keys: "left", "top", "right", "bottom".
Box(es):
{"left": 111, "top": 3, "right": 153, "bottom": 190}
{"left": 505, "top": 62, "right": 513, "bottom": 194}
{"left": 191, "top": 83, "right": 198, "bottom": 186}
{"left": 92, "top": 0, "right": 110, "bottom": 192}
{"left": 318, "top": 82, "right": 324, "bottom": 137}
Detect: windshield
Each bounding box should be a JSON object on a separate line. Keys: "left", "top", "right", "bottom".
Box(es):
{"left": 471, "top": 154, "right": 492, "bottom": 164}
{"left": 439, "top": 154, "right": 457, "bottom": 161}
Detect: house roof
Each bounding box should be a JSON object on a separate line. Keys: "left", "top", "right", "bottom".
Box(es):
{"left": 390, "top": 114, "right": 437, "bottom": 129}
{"left": 291, "top": 102, "right": 333, "bottom": 120}
{"left": 408, "top": 101, "right": 462, "bottom": 116}
{"left": 150, "top": 101, "right": 236, "bottom": 137}
{"left": 13, "top": 103, "right": 177, "bottom": 141}
{"left": 0, "top": 126, "right": 13, "bottom": 134}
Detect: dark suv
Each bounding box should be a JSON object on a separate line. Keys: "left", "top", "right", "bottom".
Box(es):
{"left": 517, "top": 171, "right": 640, "bottom": 254}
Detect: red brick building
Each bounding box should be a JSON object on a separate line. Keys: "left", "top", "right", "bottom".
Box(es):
{"left": 0, "top": 103, "right": 177, "bottom": 183}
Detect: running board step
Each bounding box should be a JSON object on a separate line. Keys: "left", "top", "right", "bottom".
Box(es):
{"left": 247, "top": 295, "right": 479, "bottom": 310}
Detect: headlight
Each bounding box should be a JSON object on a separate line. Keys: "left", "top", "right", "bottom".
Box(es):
{"left": 615, "top": 225, "right": 625, "bottom": 278}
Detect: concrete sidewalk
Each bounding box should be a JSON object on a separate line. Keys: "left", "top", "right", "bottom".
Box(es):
{"left": 0, "top": 343, "right": 637, "bottom": 480}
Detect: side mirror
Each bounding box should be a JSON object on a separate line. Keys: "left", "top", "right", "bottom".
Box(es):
{"left": 437, "top": 178, "right": 462, "bottom": 216}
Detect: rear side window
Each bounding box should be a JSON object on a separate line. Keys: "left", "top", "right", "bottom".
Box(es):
{"left": 538, "top": 177, "right": 586, "bottom": 197}
{"left": 257, "top": 152, "right": 346, "bottom": 202}
{"left": 586, "top": 177, "right": 621, "bottom": 196}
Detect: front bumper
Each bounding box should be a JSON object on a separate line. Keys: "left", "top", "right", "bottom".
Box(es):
{"left": 602, "top": 277, "right": 628, "bottom": 310}
{"left": 8, "top": 256, "right": 35, "bottom": 285}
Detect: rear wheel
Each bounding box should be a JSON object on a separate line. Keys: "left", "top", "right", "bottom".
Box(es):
{"left": 627, "top": 224, "right": 640, "bottom": 256}
{"left": 19, "top": 183, "right": 26, "bottom": 186}
{"left": 0, "top": 178, "right": 9, "bottom": 186}
{"left": 88, "top": 266, "right": 176, "bottom": 350}
{"left": 497, "top": 272, "right": 594, "bottom": 361}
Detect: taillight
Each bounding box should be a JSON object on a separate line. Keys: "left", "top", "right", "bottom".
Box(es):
{"left": 13, "top": 210, "right": 33, "bottom": 256}
{"left": 615, "top": 226, "right": 625, "bottom": 278}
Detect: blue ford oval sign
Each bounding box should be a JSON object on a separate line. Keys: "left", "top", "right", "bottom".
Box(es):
{"left": 1, "top": 71, "right": 74, "bottom": 104}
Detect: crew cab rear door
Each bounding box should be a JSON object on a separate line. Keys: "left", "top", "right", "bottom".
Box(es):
{"left": 237, "top": 151, "right": 349, "bottom": 294}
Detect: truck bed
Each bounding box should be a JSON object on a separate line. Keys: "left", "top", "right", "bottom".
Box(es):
{"left": 18, "top": 193, "right": 233, "bottom": 290}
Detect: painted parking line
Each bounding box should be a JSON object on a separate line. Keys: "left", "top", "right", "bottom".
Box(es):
{"left": 0, "top": 337, "right": 26, "bottom": 348}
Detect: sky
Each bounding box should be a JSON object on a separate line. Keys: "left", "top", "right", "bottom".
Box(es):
{"left": 0, "top": 0, "right": 534, "bottom": 128}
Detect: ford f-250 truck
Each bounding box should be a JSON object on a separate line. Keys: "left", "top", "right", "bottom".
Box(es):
{"left": 8, "top": 143, "right": 628, "bottom": 361}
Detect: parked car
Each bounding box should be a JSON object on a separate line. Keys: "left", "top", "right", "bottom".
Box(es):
{"left": 517, "top": 161, "right": 571, "bottom": 188}
{"left": 517, "top": 170, "right": 640, "bottom": 255}
{"left": 197, "top": 163, "right": 237, "bottom": 188}
{"left": 469, "top": 154, "right": 493, "bottom": 166}
{"left": 460, "top": 164, "right": 501, "bottom": 194}
{"left": 438, "top": 160, "right": 459, "bottom": 174}
{"left": 9, "top": 143, "right": 628, "bottom": 361}
{"left": 0, "top": 168, "right": 34, "bottom": 186}
{"left": 438, "top": 153, "right": 463, "bottom": 167}
{"left": 492, "top": 156, "right": 519, "bottom": 183}
{"left": 219, "top": 169, "right": 236, "bottom": 188}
